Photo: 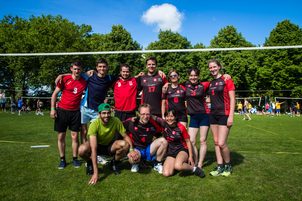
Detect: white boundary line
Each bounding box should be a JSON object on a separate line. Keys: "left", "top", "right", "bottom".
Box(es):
{"left": 1, "top": 45, "right": 302, "bottom": 56}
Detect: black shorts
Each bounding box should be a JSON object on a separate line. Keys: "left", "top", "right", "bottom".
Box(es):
{"left": 54, "top": 108, "right": 81, "bottom": 132}
{"left": 114, "top": 110, "right": 136, "bottom": 121}
{"left": 166, "top": 147, "right": 188, "bottom": 158}
{"left": 176, "top": 112, "right": 188, "bottom": 123}
{"left": 209, "top": 114, "right": 228, "bottom": 126}
{"left": 97, "top": 141, "right": 115, "bottom": 156}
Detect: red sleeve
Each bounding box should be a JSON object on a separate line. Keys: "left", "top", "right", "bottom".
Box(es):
{"left": 178, "top": 123, "right": 189, "bottom": 140}
{"left": 225, "top": 79, "right": 235, "bottom": 91}
{"left": 150, "top": 118, "right": 164, "bottom": 133}
{"left": 201, "top": 81, "right": 210, "bottom": 92}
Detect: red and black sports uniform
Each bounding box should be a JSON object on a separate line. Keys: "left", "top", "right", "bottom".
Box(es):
{"left": 153, "top": 117, "right": 189, "bottom": 158}
{"left": 55, "top": 75, "right": 87, "bottom": 132}
{"left": 113, "top": 77, "right": 139, "bottom": 121}
{"left": 123, "top": 118, "right": 163, "bottom": 161}
{"left": 138, "top": 72, "right": 167, "bottom": 116}
{"left": 162, "top": 84, "right": 187, "bottom": 122}
{"left": 208, "top": 75, "right": 235, "bottom": 125}
{"left": 184, "top": 81, "right": 210, "bottom": 127}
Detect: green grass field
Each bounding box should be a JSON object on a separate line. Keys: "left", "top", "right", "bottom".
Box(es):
{"left": 0, "top": 112, "right": 301, "bottom": 201}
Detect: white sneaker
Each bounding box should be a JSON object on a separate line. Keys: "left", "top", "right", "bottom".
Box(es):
{"left": 153, "top": 163, "right": 163, "bottom": 174}
{"left": 97, "top": 155, "right": 108, "bottom": 165}
{"left": 131, "top": 164, "right": 139, "bottom": 172}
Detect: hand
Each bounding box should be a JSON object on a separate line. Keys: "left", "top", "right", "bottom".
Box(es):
{"left": 158, "top": 70, "right": 166, "bottom": 79}
{"left": 55, "top": 75, "right": 63, "bottom": 85}
{"left": 223, "top": 74, "right": 231, "bottom": 81}
{"left": 188, "top": 156, "right": 195, "bottom": 166}
{"left": 227, "top": 116, "right": 233, "bottom": 127}
{"left": 88, "top": 173, "right": 98, "bottom": 185}
{"left": 162, "top": 83, "right": 169, "bottom": 93}
{"left": 131, "top": 117, "right": 137, "bottom": 122}
{"left": 50, "top": 110, "right": 57, "bottom": 119}
{"left": 127, "top": 149, "right": 140, "bottom": 164}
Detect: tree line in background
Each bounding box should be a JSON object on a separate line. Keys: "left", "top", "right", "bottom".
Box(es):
{"left": 0, "top": 15, "right": 302, "bottom": 98}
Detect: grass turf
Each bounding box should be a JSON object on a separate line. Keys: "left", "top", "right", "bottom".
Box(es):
{"left": 0, "top": 112, "right": 301, "bottom": 201}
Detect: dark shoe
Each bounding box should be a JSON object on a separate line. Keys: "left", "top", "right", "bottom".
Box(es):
{"left": 194, "top": 167, "right": 205, "bottom": 178}
{"left": 110, "top": 160, "right": 120, "bottom": 175}
{"left": 58, "top": 160, "right": 66, "bottom": 170}
{"left": 73, "top": 159, "right": 81, "bottom": 168}
{"left": 86, "top": 162, "right": 94, "bottom": 175}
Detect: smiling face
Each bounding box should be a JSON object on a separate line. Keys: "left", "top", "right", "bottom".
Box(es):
{"left": 165, "top": 111, "right": 177, "bottom": 126}
{"left": 188, "top": 70, "right": 199, "bottom": 84}
{"left": 146, "top": 59, "right": 157, "bottom": 74}
{"left": 208, "top": 61, "right": 221, "bottom": 78}
{"left": 96, "top": 62, "right": 108, "bottom": 77}
{"left": 169, "top": 71, "right": 179, "bottom": 84}
{"left": 99, "top": 110, "right": 111, "bottom": 124}
{"left": 120, "top": 66, "right": 130, "bottom": 80}
{"left": 70, "top": 65, "right": 82, "bottom": 78}
{"left": 139, "top": 106, "right": 151, "bottom": 125}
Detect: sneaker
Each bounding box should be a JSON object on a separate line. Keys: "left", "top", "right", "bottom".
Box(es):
{"left": 97, "top": 155, "right": 108, "bottom": 165}
{"left": 153, "top": 163, "right": 163, "bottom": 174}
{"left": 73, "top": 159, "right": 81, "bottom": 168}
{"left": 194, "top": 167, "right": 205, "bottom": 178}
{"left": 131, "top": 164, "right": 139, "bottom": 173}
{"left": 221, "top": 164, "right": 232, "bottom": 177}
{"left": 86, "top": 163, "right": 94, "bottom": 175}
{"left": 110, "top": 160, "right": 120, "bottom": 175}
{"left": 58, "top": 160, "right": 66, "bottom": 169}
{"left": 209, "top": 166, "right": 224, "bottom": 176}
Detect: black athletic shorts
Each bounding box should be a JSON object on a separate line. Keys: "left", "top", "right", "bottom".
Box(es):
{"left": 97, "top": 141, "right": 115, "bottom": 156}
{"left": 209, "top": 114, "right": 228, "bottom": 126}
{"left": 166, "top": 147, "right": 189, "bottom": 158}
{"left": 114, "top": 110, "right": 136, "bottom": 122}
{"left": 54, "top": 108, "right": 81, "bottom": 132}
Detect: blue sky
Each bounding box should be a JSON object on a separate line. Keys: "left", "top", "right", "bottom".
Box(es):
{"left": 1, "top": 0, "right": 301, "bottom": 48}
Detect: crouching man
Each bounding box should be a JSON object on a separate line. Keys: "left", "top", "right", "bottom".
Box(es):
{"left": 78, "top": 103, "right": 135, "bottom": 185}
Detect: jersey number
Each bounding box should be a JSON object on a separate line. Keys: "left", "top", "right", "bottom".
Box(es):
{"left": 148, "top": 86, "right": 156, "bottom": 92}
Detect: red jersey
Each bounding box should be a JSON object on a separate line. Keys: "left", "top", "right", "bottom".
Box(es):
{"left": 209, "top": 75, "right": 235, "bottom": 115}
{"left": 162, "top": 84, "right": 186, "bottom": 114}
{"left": 184, "top": 81, "right": 210, "bottom": 114}
{"left": 138, "top": 72, "right": 167, "bottom": 115}
{"left": 113, "top": 77, "right": 138, "bottom": 112}
{"left": 57, "top": 75, "right": 87, "bottom": 111}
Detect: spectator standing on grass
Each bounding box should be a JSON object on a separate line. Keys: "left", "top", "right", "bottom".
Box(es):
{"left": 243, "top": 99, "right": 252, "bottom": 120}
{"left": 0, "top": 90, "right": 6, "bottom": 112}
{"left": 50, "top": 61, "right": 87, "bottom": 170}
{"left": 17, "top": 97, "right": 23, "bottom": 116}
{"left": 275, "top": 100, "right": 284, "bottom": 116}
{"left": 208, "top": 59, "right": 235, "bottom": 177}
{"left": 137, "top": 57, "right": 167, "bottom": 117}
{"left": 36, "top": 99, "right": 44, "bottom": 116}
{"left": 151, "top": 109, "right": 205, "bottom": 178}
{"left": 296, "top": 102, "right": 300, "bottom": 117}
{"left": 78, "top": 103, "right": 135, "bottom": 185}
{"left": 123, "top": 103, "right": 167, "bottom": 174}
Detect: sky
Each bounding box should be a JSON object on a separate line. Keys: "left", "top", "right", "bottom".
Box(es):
{"left": 1, "top": 0, "right": 302, "bottom": 48}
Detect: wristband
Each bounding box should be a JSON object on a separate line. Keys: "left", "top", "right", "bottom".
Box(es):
{"left": 51, "top": 107, "right": 56, "bottom": 111}
{"left": 129, "top": 148, "right": 134, "bottom": 152}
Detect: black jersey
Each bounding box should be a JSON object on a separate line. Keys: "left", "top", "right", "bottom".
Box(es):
{"left": 184, "top": 81, "right": 210, "bottom": 115}
{"left": 123, "top": 118, "right": 163, "bottom": 149}
{"left": 138, "top": 73, "right": 167, "bottom": 115}
{"left": 162, "top": 84, "right": 186, "bottom": 114}
{"left": 208, "top": 75, "right": 235, "bottom": 115}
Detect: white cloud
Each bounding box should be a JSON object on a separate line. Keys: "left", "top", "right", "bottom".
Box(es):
{"left": 141, "top": 3, "right": 183, "bottom": 32}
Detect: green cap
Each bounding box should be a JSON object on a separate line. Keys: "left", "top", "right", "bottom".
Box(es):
{"left": 98, "top": 103, "right": 111, "bottom": 113}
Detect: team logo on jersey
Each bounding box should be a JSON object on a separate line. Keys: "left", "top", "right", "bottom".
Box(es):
{"left": 134, "top": 126, "right": 138, "bottom": 131}
{"left": 117, "top": 82, "right": 121, "bottom": 87}
{"left": 172, "top": 131, "right": 176, "bottom": 135}
{"left": 146, "top": 128, "right": 150, "bottom": 132}
{"left": 153, "top": 78, "right": 157, "bottom": 82}
{"left": 177, "top": 90, "right": 180, "bottom": 93}
{"left": 129, "top": 81, "right": 133, "bottom": 86}
{"left": 73, "top": 87, "right": 78, "bottom": 94}
{"left": 215, "top": 82, "right": 219, "bottom": 86}
{"left": 143, "top": 79, "right": 147, "bottom": 83}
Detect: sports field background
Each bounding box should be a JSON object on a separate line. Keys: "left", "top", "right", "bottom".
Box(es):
{"left": 0, "top": 112, "right": 301, "bottom": 201}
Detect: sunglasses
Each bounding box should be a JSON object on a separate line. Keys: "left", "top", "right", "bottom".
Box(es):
{"left": 169, "top": 74, "right": 178, "bottom": 78}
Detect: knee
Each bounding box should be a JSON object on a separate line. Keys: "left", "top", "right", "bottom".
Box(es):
{"left": 159, "top": 138, "right": 168, "bottom": 147}
{"left": 162, "top": 170, "right": 172, "bottom": 177}
{"left": 217, "top": 142, "right": 227, "bottom": 149}
{"left": 78, "top": 143, "right": 89, "bottom": 157}
{"left": 174, "top": 162, "right": 182, "bottom": 171}
{"left": 200, "top": 139, "right": 207, "bottom": 146}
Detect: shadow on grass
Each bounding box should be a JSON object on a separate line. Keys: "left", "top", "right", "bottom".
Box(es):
{"left": 203, "top": 150, "right": 245, "bottom": 168}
